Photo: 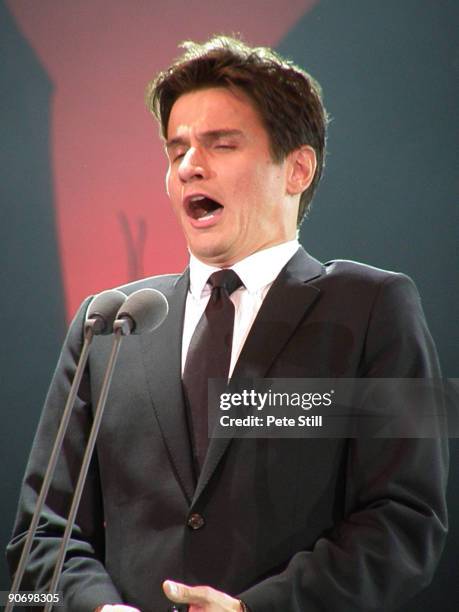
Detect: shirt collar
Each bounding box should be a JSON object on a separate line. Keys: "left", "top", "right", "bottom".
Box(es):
{"left": 188, "top": 240, "right": 300, "bottom": 299}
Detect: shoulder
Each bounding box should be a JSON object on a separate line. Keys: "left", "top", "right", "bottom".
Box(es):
{"left": 317, "top": 258, "right": 420, "bottom": 305}
{"left": 69, "top": 270, "right": 186, "bottom": 331}
{"left": 115, "top": 271, "right": 184, "bottom": 296}
{"left": 313, "top": 259, "right": 438, "bottom": 376}
{"left": 323, "top": 258, "right": 411, "bottom": 285}
{"left": 306, "top": 257, "right": 426, "bottom": 342}
{"left": 295, "top": 248, "right": 414, "bottom": 292}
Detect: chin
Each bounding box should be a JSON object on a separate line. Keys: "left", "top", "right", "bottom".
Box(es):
{"left": 190, "top": 245, "right": 232, "bottom": 266}
{"left": 189, "top": 238, "right": 225, "bottom": 258}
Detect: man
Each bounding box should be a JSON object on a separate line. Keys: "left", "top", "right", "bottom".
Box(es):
{"left": 8, "top": 36, "right": 448, "bottom": 611}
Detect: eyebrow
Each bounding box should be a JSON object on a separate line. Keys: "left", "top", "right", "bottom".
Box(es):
{"left": 165, "top": 129, "right": 244, "bottom": 151}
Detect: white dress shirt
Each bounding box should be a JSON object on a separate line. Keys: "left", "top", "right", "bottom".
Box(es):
{"left": 182, "top": 240, "right": 300, "bottom": 377}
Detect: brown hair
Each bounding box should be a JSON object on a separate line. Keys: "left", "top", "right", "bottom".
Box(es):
{"left": 146, "top": 35, "right": 328, "bottom": 224}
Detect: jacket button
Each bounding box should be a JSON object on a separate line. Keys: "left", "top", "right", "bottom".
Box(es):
{"left": 187, "top": 513, "right": 205, "bottom": 530}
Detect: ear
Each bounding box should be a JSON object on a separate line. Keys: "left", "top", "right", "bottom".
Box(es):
{"left": 286, "top": 145, "right": 317, "bottom": 196}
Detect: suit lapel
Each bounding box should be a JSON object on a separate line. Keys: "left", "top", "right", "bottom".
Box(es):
{"left": 192, "top": 248, "right": 324, "bottom": 505}
{"left": 140, "top": 269, "right": 196, "bottom": 503}
{"left": 231, "top": 248, "right": 324, "bottom": 379}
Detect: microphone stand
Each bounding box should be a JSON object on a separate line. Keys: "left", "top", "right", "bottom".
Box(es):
{"left": 44, "top": 320, "right": 130, "bottom": 611}
{"left": 8, "top": 288, "right": 166, "bottom": 610}
{"left": 6, "top": 323, "right": 97, "bottom": 612}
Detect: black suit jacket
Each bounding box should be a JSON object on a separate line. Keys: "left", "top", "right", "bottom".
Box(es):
{"left": 7, "top": 248, "right": 448, "bottom": 611}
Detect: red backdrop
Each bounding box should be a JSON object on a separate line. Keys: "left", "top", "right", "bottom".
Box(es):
{"left": 7, "top": 0, "right": 316, "bottom": 318}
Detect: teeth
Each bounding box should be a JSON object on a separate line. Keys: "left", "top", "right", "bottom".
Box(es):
{"left": 189, "top": 195, "right": 205, "bottom": 202}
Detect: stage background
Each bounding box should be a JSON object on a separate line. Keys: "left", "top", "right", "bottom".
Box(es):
{"left": 1, "top": 0, "right": 457, "bottom": 607}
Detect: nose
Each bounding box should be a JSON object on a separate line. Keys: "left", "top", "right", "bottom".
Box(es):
{"left": 178, "top": 147, "right": 207, "bottom": 183}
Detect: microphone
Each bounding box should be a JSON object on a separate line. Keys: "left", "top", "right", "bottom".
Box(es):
{"left": 85, "top": 289, "right": 127, "bottom": 335}
{"left": 7, "top": 289, "right": 127, "bottom": 612}
{"left": 114, "top": 288, "right": 169, "bottom": 336}
{"left": 44, "top": 288, "right": 169, "bottom": 609}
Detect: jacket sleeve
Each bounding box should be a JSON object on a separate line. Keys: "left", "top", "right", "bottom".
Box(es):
{"left": 239, "top": 274, "right": 449, "bottom": 611}
{"left": 6, "top": 298, "right": 122, "bottom": 612}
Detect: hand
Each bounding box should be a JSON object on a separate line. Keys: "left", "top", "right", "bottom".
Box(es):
{"left": 163, "top": 580, "right": 243, "bottom": 611}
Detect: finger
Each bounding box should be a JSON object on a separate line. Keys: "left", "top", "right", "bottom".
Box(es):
{"left": 163, "top": 580, "right": 213, "bottom": 604}
{"left": 99, "top": 606, "right": 141, "bottom": 612}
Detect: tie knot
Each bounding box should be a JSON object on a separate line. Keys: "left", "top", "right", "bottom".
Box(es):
{"left": 208, "top": 269, "right": 242, "bottom": 295}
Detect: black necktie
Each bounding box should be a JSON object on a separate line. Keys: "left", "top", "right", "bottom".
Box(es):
{"left": 182, "top": 269, "right": 243, "bottom": 472}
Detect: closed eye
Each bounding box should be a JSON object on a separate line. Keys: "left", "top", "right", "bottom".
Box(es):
{"left": 169, "top": 149, "right": 187, "bottom": 163}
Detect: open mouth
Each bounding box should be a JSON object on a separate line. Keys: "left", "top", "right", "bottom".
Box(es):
{"left": 186, "top": 195, "right": 223, "bottom": 221}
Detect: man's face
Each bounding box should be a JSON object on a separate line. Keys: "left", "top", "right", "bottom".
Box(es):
{"left": 165, "top": 87, "right": 299, "bottom": 267}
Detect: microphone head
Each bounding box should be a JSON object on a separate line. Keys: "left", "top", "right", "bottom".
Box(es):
{"left": 86, "top": 289, "right": 127, "bottom": 334}
{"left": 116, "top": 288, "right": 169, "bottom": 334}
